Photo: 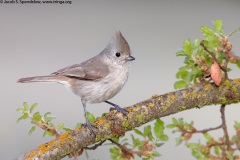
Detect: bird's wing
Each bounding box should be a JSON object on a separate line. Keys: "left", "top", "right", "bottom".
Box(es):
{"left": 51, "top": 58, "right": 109, "bottom": 80}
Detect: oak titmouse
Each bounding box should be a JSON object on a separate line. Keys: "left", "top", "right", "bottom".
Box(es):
{"left": 17, "top": 31, "right": 135, "bottom": 135}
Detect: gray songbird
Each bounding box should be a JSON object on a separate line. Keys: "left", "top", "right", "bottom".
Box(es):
{"left": 17, "top": 31, "right": 135, "bottom": 135}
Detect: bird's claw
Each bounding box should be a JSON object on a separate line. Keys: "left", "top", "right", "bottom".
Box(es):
{"left": 110, "top": 106, "right": 128, "bottom": 116}
{"left": 83, "top": 120, "right": 96, "bottom": 136}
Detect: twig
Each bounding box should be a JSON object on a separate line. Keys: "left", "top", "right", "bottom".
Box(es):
{"left": 109, "top": 139, "right": 134, "bottom": 159}
{"left": 220, "top": 105, "right": 232, "bottom": 151}
{"left": 182, "top": 104, "right": 233, "bottom": 159}
{"left": 200, "top": 40, "right": 228, "bottom": 78}
{"left": 68, "top": 140, "right": 107, "bottom": 159}
{"left": 32, "top": 120, "right": 60, "bottom": 138}
{"left": 200, "top": 40, "right": 219, "bottom": 64}
{"left": 182, "top": 125, "right": 222, "bottom": 134}
{"left": 84, "top": 140, "right": 106, "bottom": 150}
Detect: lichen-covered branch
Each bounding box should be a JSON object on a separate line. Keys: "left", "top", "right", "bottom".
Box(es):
{"left": 20, "top": 78, "right": 240, "bottom": 160}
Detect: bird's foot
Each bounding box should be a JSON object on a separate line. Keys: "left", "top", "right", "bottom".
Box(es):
{"left": 110, "top": 105, "right": 128, "bottom": 116}
{"left": 83, "top": 119, "right": 96, "bottom": 136}
{"left": 105, "top": 101, "right": 128, "bottom": 116}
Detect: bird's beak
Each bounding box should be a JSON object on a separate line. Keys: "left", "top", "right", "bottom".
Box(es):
{"left": 127, "top": 55, "right": 135, "bottom": 61}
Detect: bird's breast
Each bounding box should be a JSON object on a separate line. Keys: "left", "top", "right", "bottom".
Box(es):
{"left": 74, "top": 65, "right": 130, "bottom": 103}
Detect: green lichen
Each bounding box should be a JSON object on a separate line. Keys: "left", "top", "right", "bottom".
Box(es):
{"left": 179, "top": 106, "right": 187, "bottom": 111}
{"left": 219, "top": 96, "right": 228, "bottom": 105}
{"left": 134, "top": 114, "right": 143, "bottom": 124}
{"left": 162, "top": 106, "right": 168, "bottom": 112}
{"left": 232, "top": 85, "right": 238, "bottom": 93}
{"left": 122, "top": 118, "right": 130, "bottom": 129}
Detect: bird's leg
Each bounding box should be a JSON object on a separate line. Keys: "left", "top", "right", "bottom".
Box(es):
{"left": 82, "top": 102, "right": 96, "bottom": 136}
{"left": 105, "top": 101, "right": 128, "bottom": 116}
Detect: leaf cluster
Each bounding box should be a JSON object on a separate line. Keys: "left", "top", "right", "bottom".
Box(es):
{"left": 109, "top": 119, "right": 168, "bottom": 160}
{"left": 167, "top": 118, "right": 240, "bottom": 159}
{"left": 175, "top": 20, "right": 240, "bottom": 89}
{"left": 17, "top": 102, "right": 71, "bottom": 137}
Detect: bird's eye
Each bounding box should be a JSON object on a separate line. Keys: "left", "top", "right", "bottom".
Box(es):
{"left": 115, "top": 52, "right": 121, "bottom": 57}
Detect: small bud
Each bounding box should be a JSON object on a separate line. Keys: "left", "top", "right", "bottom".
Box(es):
{"left": 201, "top": 66, "right": 208, "bottom": 72}
{"left": 222, "top": 49, "right": 228, "bottom": 54}
{"left": 226, "top": 42, "right": 232, "bottom": 51}
{"left": 229, "top": 56, "right": 237, "bottom": 63}
{"left": 218, "top": 137, "right": 223, "bottom": 143}
{"left": 184, "top": 133, "right": 192, "bottom": 139}
{"left": 216, "top": 48, "right": 223, "bottom": 52}
{"left": 220, "top": 38, "right": 227, "bottom": 47}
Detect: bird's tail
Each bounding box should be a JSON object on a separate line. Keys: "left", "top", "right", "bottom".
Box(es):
{"left": 17, "top": 76, "right": 59, "bottom": 83}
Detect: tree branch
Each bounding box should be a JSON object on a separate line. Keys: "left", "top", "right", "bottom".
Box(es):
{"left": 19, "top": 78, "right": 240, "bottom": 160}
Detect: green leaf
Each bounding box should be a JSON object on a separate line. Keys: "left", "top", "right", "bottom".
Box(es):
{"left": 174, "top": 80, "right": 187, "bottom": 89}
{"left": 214, "top": 19, "right": 223, "bottom": 33}
{"left": 187, "top": 143, "right": 200, "bottom": 149}
{"left": 138, "top": 145, "right": 143, "bottom": 151}
{"left": 86, "top": 112, "right": 95, "bottom": 123}
{"left": 236, "top": 61, "right": 240, "bottom": 68}
{"left": 176, "top": 69, "right": 189, "bottom": 81}
{"left": 183, "top": 40, "right": 193, "bottom": 56}
{"left": 17, "top": 113, "right": 29, "bottom": 122}
{"left": 205, "top": 55, "right": 212, "bottom": 65}
{"left": 180, "top": 70, "right": 189, "bottom": 81}
{"left": 159, "top": 134, "right": 168, "bottom": 141}
{"left": 133, "top": 129, "right": 144, "bottom": 137}
{"left": 213, "top": 146, "right": 220, "bottom": 156}
{"left": 75, "top": 122, "right": 82, "bottom": 129}
{"left": 48, "top": 122, "right": 55, "bottom": 128}
{"left": 203, "top": 132, "right": 213, "bottom": 140}
{"left": 176, "top": 137, "right": 183, "bottom": 145}
{"left": 143, "top": 125, "right": 151, "bottom": 137}
{"left": 44, "top": 112, "right": 51, "bottom": 117}
{"left": 176, "top": 50, "right": 186, "bottom": 56}
{"left": 228, "top": 154, "right": 235, "bottom": 160}
{"left": 111, "top": 136, "right": 119, "bottom": 143}
{"left": 110, "top": 147, "right": 119, "bottom": 154}
{"left": 33, "top": 114, "right": 42, "bottom": 122}
{"left": 166, "top": 124, "right": 176, "bottom": 129}
{"left": 43, "top": 130, "right": 54, "bottom": 137}
{"left": 227, "top": 68, "right": 232, "bottom": 72}
{"left": 30, "top": 103, "right": 38, "bottom": 113}
{"left": 63, "top": 127, "right": 71, "bottom": 132}
{"left": 33, "top": 111, "right": 40, "bottom": 117}
{"left": 147, "top": 131, "right": 154, "bottom": 141}
{"left": 194, "top": 39, "right": 201, "bottom": 47}
{"left": 23, "top": 102, "right": 28, "bottom": 111}
{"left": 227, "top": 27, "right": 240, "bottom": 37}
{"left": 131, "top": 134, "right": 135, "bottom": 142}
{"left": 57, "top": 122, "right": 64, "bottom": 130}
{"left": 28, "top": 126, "right": 36, "bottom": 135}
{"left": 122, "top": 141, "right": 130, "bottom": 147}
{"left": 44, "top": 116, "right": 56, "bottom": 122}
{"left": 155, "top": 142, "right": 164, "bottom": 147}
{"left": 85, "top": 150, "right": 89, "bottom": 159}
{"left": 16, "top": 108, "right": 24, "bottom": 113}
{"left": 234, "top": 121, "right": 240, "bottom": 129}
{"left": 176, "top": 71, "right": 181, "bottom": 79}
{"left": 17, "top": 117, "right": 22, "bottom": 123}
{"left": 172, "top": 117, "right": 178, "bottom": 124}
{"left": 131, "top": 135, "right": 142, "bottom": 148}
{"left": 151, "top": 150, "right": 161, "bottom": 157}
{"left": 154, "top": 119, "right": 164, "bottom": 140}
{"left": 201, "top": 26, "right": 214, "bottom": 39}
